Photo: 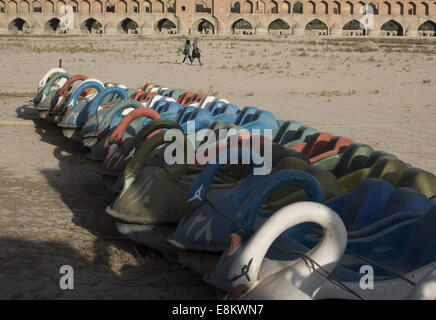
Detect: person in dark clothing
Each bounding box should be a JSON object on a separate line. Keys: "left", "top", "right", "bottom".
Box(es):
{"left": 182, "top": 40, "right": 192, "bottom": 64}
{"left": 191, "top": 37, "right": 202, "bottom": 66}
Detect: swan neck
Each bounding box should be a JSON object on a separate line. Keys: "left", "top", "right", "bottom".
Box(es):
{"left": 229, "top": 202, "right": 347, "bottom": 298}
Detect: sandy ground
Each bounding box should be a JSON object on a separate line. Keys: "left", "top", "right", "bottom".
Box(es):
{"left": 0, "top": 34, "right": 435, "bottom": 299}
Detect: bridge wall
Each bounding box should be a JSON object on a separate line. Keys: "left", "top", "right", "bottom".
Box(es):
{"left": 0, "top": 0, "right": 435, "bottom": 36}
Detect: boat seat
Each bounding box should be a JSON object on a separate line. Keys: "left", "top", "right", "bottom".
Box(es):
{"left": 181, "top": 108, "right": 214, "bottom": 132}
{"left": 152, "top": 99, "right": 169, "bottom": 112}
{"left": 232, "top": 107, "right": 259, "bottom": 126}
{"left": 212, "top": 104, "right": 240, "bottom": 118}
{"left": 396, "top": 167, "right": 436, "bottom": 198}
{"left": 331, "top": 144, "right": 374, "bottom": 177}
{"left": 281, "top": 126, "right": 318, "bottom": 148}
{"left": 351, "top": 187, "right": 432, "bottom": 231}
{"left": 170, "top": 90, "right": 183, "bottom": 100}
{"left": 178, "top": 92, "right": 195, "bottom": 106}
{"left": 241, "top": 110, "right": 279, "bottom": 132}
{"left": 310, "top": 136, "right": 354, "bottom": 164}
{"left": 207, "top": 100, "right": 227, "bottom": 114}
{"left": 273, "top": 120, "right": 303, "bottom": 144}
{"left": 327, "top": 179, "right": 395, "bottom": 230}
{"left": 176, "top": 106, "right": 197, "bottom": 125}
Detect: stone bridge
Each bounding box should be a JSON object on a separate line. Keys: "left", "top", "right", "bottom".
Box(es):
{"left": 1, "top": 0, "right": 435, "bottom": 36}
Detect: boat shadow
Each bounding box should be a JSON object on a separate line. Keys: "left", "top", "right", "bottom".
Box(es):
{"left": 0, "top": 237, "right": 210, "bottom": 299}
{"left": 15, "top": 105, "right": 136, "bottom": 240}
{"left": 12, "top": 104, "right": 215, "bottom": 299}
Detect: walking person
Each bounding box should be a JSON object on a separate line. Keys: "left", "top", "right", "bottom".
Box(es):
{"left": 182, "top": 39, "right": 192, "bottom": 64}
{"left": 191, "top": 37, "right": 202, "bottom": 66}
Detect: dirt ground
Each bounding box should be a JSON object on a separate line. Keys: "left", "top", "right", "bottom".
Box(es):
{"left": 0, "top": 34, "right": 435, "bottom": 299}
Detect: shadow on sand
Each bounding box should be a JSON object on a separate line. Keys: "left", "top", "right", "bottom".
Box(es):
{"left": 11, "top": 105, "right": 215, "bottom": 299}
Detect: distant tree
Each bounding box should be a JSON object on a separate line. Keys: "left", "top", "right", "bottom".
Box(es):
{"left": 306, "top": 19, "right": 327, "bottom": 30}
{"left": 161, "top": 20, "right": 176, "bottom": 29}
{"left": 234, "top": 19, "right": 252, "bottom": 29}
{"left": 270, "top": 19, "right": 290, "bottom": 30}
{"left": 418, "top": 21, "right": 436, "bottom": 31}
{"left": 92, "top": 21, "right": 102, "bottom": 30}
{"left": 126, "top": 20, "right": 138, "bottom": 30}
{"left": 343, "top": 20, "right": 364, "bottom": 30}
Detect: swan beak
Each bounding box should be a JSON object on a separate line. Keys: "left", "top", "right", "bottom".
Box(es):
{"left": 227, "top": 234, "right": 244, "bottom": 256}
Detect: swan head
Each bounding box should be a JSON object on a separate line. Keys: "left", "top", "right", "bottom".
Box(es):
{"left": 227, "top": 202, "right": 347, "bottom": 300}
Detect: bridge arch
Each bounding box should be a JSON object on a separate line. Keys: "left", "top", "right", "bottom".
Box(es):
{"left": 420, "top": 2, "right": 429, "bottom": 15}
{"left": 8, "top": 17, "right": 29, "bottom": 32}
{"left": 80, "top": 0, "right": 90, "bottom": 13}
{"left": 128, "top": 0, "right": 139, "bottom": 13}
{"left": 332, "top": 1, "right": 341, "bottom": 14}
{"left": 268, "top": 18, "right": 290, "bottom": 34}
{"left": 81, "top": 17, "right": 103, "bottom": 33}
{"left": 418, "top": 20, "right": 436, "bottom": 36}
{"left": 55, "top": 0, "right": 65, "bottom": 12}
{"left": 256, "top": 0, "right": 266, "bottom": 13}
{"left": 268, "top": 0, "right": 278, "bottom": 13}
{"left": 305, "top": 18, "right": 328, "bottom": 35}
{"left": 43, "top": 0, "right": 53, "bottom": 13}
{"left": 92, "top": 0, "right": 102, "bottom": 13}
{"left": 307, "top": 0, "right": 316, "bottom": 14}
{"left": 407, "top": 1, "right": 417, "bottom": 15}
{"left": 382, "top": 1, "right": 392, "bottom": 14}
{"left": 143, "top": 0, "right": 151, "bottom": 13}
{"left": 344, "top": 1, "right": 353, "bottom": 15}
{"left": 357, "top": 1, "right": 366, "bottom": 14}
{"left": 19, "top": 0, "right": 29, "bottom": 12}
{"left": 117, "top": 0, "right": 127, "bottom": 13}
{"left": 320, "top": 1, "right": 328, "bottom": 14}
{"left": 118, "top": 17, "right": 139, "bottom": 33}
{"left": 192, "top": 18, "right": 215, "bottom": 34}
{"left": 281, "top": 0, "right": 291, "bottom": 13}
{"left": 393, "top": 1, "right": 404, "bottom": 15}
{"left": 44, "top": 17, "right": 60, "bottom": 33}
{"left": 241, "top": 0, "right": 253, "bottom": 13}
{"left": 368, "top": 2, "right": 379, "bottom": 14}
{"left": 230, "top": 1, "right": 241, "bottom": 13}
{"left": 231, "top": 18, "right": 253, "bottom": 35}
{"left": 7, "top": 0, "right": 18, "bottom": 13}
{"left": 0, "top": 0, "right": 5, "bottom": 13}
{"left": 152, "top": 0, "right": 164, "bottom": 13}
{"left": 380, "top": 19, "right": 404, "bottom": 36}
{"left": 293, "top": 1, "right": 302, "bottom": 14}
{"left": 31, "top": 0, "right": 42, "bottom": 12}
{"left": 155, "top": 18, "right": 177, "bottom": 33}
{"left": 194, "top": 0, "right": 212, "bottom": 14}
{"left": 343, "top": 19, "right": 365, "bottom": 35}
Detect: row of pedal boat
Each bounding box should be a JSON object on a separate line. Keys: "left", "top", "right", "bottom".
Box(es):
{"left": 32, "top": 67, "right": 436, "bottom": 300}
